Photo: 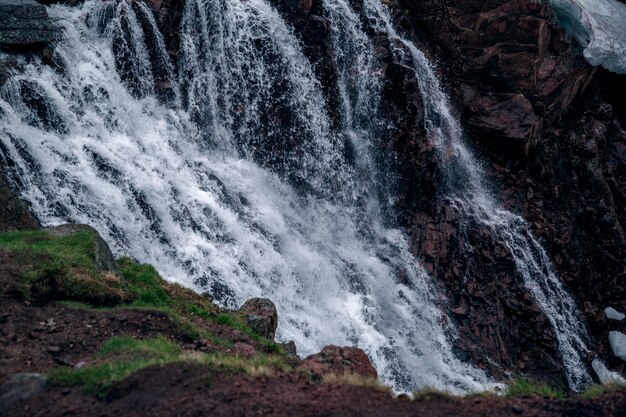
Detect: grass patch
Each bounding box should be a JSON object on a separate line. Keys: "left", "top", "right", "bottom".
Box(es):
{"left": 505, "top": 378, "right": 565, "bottom": 399}
{"left": 50, "top": 336, "right": 182, "bottom": 397}
{"left": 0, "top": 231, "right": 280, "bottom": 350}
{"left": 49, "top": 336, "right": 290, "bottom": 398}
{"left": 0, "top": 231, "right": 131, "bottom": 306}
{"left": 580, "top": 383, "right": 626, "bottom": 400}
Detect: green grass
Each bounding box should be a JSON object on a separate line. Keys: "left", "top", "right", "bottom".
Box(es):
{"left": 0, "top": 230, "right": 280, "bottom": 349}
{"left": 413, "top": 387, "right": 454, "bottom": 401}
{"left": 0, "top": 230, "right": 132, "bottom": 306}
{"left": 579, "top": 383, "right": 626, "bottom": 400}
{"left": 505, "top": 378, "right": 565, "bottom": 399}
{"left": 49, "top": 336, "right": 290, "bottom": 398}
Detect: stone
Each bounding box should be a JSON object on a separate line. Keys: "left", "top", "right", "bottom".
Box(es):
{"left": 605, "top": 307, "right": 625, "bottom": 321}
{"left": 46, "top": 224, "right": 117, "bottom": 272}
{"left": 0, "top": 0, "right": 56, "bottom": 48}
{"left": 608, "top": 331, "right": 626, "bottom": 361}
{"left": 0, "top": 373, "right": 47, "bottom": 410}
{"left": 46, "top": 345, "right": 60, "bottom": 354}
{"left": 281, "top": 340, "right": 297, "bottom": 356}
{"left": 297, "top": 345, "right": 377, "bottom": 379}
{"left": 238, "top": 298, "right": 278, "bottom": 340}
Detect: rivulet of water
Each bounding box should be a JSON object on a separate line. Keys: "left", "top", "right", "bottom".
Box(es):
{"left": 361, "top": 0, "right": 592, "bottom": 390}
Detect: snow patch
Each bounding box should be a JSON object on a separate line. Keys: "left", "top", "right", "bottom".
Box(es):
{"left": 605, "top": 307, "right": 625, "bottom": 321}
{"left": 550, "top": 0, "right": 626, "bottom": 74}
{"left": 609, "top": 331, "right": 626, "bottom": 361}
{"left": 592, "top": 359, "right": 626, "bottom": 384}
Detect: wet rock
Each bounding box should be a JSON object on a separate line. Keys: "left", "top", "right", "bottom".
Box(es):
{"left": 0, "top": 0, "right": 56, "bottom": 48}
{"left": 0, "top": 166, "right": 39, "bottom": 232}
{"left": 281, "top": 340, "right": 297, "bottom": 356}
{"left": 0, "top": 373, "right": 47, "bottom": 410}
{"left": 238, "top": 298, "right": 278, "bottom": 340}
{"left": 463, "top": 90, "right": 541, "bottom": 150}
{"left": 298, "top": 345, "right": 377, "bottom": 379}
{"left": 605, "top": 307, "right": 625, "bottom": 321}
{"left": 46, "top": 224, "right": 117, "bottom": 272}
{"left": 36, "top": 0, "right": 84, "bottom": 6}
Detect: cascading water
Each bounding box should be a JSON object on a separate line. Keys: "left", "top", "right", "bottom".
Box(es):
{"left": 0, "top": 0, "right": 500, "bottom": 393}
{"left": 360, "top": 0, "right": 593, "bottom": 391}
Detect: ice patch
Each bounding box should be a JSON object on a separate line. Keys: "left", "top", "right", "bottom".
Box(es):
{"left": 550, "top": 0, "right": 626, "bottom": 74}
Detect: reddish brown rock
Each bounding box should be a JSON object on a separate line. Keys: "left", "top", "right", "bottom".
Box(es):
{"left": 297, "top": 345, "right": 377, "bottom": 379}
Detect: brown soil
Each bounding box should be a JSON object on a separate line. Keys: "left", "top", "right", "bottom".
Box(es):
{"left": 2, "top": 249, "right": 626, "bottom": 417}
{"left": 2, "top": 362, "right": 626, "bottom": 417}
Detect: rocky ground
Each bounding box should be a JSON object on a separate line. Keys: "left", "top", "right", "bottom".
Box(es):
{"left": 0, "top": 226, "right": 625, "bottom": 416}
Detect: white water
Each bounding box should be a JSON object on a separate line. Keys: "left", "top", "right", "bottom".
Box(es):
{"left": 549, "top": 0, "right": 626, "bottom": 74}
{"left": 361, "top": 0, "right": 593, "bottom": 391}
{"left": 0, "top": 0, "right": 503, "bottom": 393}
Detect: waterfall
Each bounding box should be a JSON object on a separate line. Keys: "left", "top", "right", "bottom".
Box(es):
{"left": 0, "top": 0, "right": 594, "bottom": 393}
{"left": 0, "top": 0, "right": 501, "bottom": 393}
{"left": 360, "top": 0, "right": 593, "bottom": 390}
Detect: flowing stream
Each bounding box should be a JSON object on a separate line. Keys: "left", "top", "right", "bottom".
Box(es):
{"left": 0, "top": 0, "right": 591, "bottom": 392}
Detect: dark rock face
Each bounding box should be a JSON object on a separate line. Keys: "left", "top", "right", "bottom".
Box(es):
{"left": 238, "top": 298, "right": 279, "bottom": 340}
{"left": 298, "top": 345, "right": 378, "bottom": 379}
{"left": 393, "top": 0, "right": 626, "bottom": 385}
{"left": 46, "top": 224, "right": 117, "bottom": 272}
{"left": 0, "top": 0, "right": 56, "bottom": 49}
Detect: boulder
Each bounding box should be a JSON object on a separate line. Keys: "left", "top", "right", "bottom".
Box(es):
{"left": 0, "top": 0, "right": 56, "bottom": 48}
{"left": 238, "top": 298, "right": 278, "bottom": 340}
{"left": 46, "top": 224, "right": 117, "bottom": 272}
{"left": 0, "top": 373, "right": 47, "bottom": 410}
{"left": 297, "top": 345, "right": 377, "bottom": 379}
